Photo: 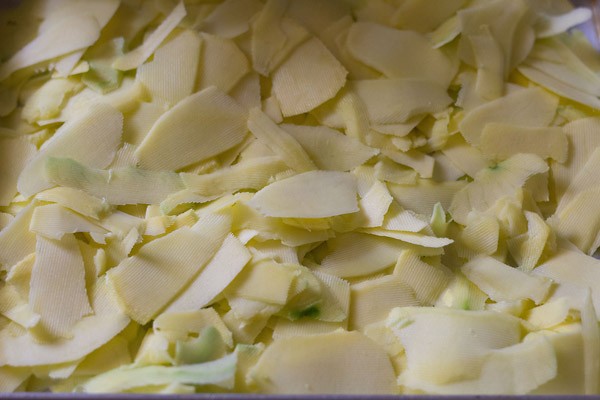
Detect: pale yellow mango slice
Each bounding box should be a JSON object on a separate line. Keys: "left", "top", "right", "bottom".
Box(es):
{"left": 197, "top": 33, "right": 249, "bottom": 93}
{"left": 247, "top": 107, "right": 316, "bottom": 172}
{"left": 389, "top": 179, "right": 467, "bottom": 217}
{"left": 535, "top": 7, "right": 592, "bottom": 38}
{"left": 0, "top": 14, "right": 100, "bottom": 81}
{"left": 388, "top": 307, "right": 521, "bottom": 387}
{"left": 0, "top": 366, "right": 30, "bottom": 392}
{"left": 137, "top": 30, "right": 201, "bottom": 108}
{"left": 200, "top": 0, "right": 263, "bottom": 38}
{"left": 122, "top": 101, "right": 165, "bottom": 146}
{"left": 181, "top": 156, "right": 288, "bottom": 197}
{"left": 555, "top": 144, "right": 600, "bottom": 216}
{"left": 382, "top": 148, "right": 435, "bottom": 179}
{"left": 462, "top": 256, "right": 552, "bottom": 304}
{"left": 394, "top": 250, "right": 452, "bottom": 305}
{"left": 315, "top": 232, "right": 405, "bottom": 278}
{"left": 351, "top": 79, "right": 452, "bottom": 124}
{"left": 113, "top": 1, "right": 186, "bottom": 71}
{"left": 346, "top": 22, "right": 455, "bottom": 86}
{"left": 272, "top": 37, "right": 347, "bottom": 117}
{"left": 17, "top": 103, "right": 123, "bottom": 197}
{"left": 467, "top": 26, "right": 505, "bottom": 101}
{"left": 248, "top": 170, "right": 357, "bottom": 218}
{"left": 481, "top": 123, "right": 567, "bottom": 162}
{"left": 552, "top": 117, "right": 600, "bottom": 203}
{"left": 460, "top": 212, "right": 499, "bottom": 255}
{"left": 255, "top": 8, "right": 306, "bottom": 68}
{"left": 0, "top": 279, "right": 130, "bottom": 367}
{"left": 550, "top": 187, "right": 600, "bottom": 255}
{"left": 441, "top": 134, "right": 489, "bottom": 178}
{"left": 281, "top": 124, "right": 378, "bottom": 171}
{"left": 449, "top": 153, "right": 548, "bottom": 225}
{"left": 165, "top": 234, "right": 251, "bottom": 313}
{"left": 457, "top": 0, "right": 532, "bottom": 71}
{"left": 0, "top": 203, "right": 37, "bottom": 270}
{"left": 30, "top": 234, "right": 92, "bottom": 338}
{"left": 526, "top": 298, "right": 570, "bottom": 330}
{"left": 533, "top": 246, "right": 600, "bottom": 317}
{"left": 0, "top": 137, "right": 36, "bottom": 206}
{"left": 30, "top": 204, "right": 107, "bottom": 242}
{"left": 350, "top": 275, "right": 418, "bottom": 331}
{"left": 364, "top": 229, "right": 453, "bottom": 249}
{"left": 22, "top": 78, "right": 82, "bottom": 123}
{"left": 35, "top": 187, "right": 110, "bottom": 220}
{"left": 508, "top": 211, "right": 553, "bottom": 272}
{"left": 108, "top": 214, "right": 231, "bottom": 324}
{"left": 45, "top": 158, "right": 185, "bottom": 206}
{"left": 248, "top": 330, "right": 398, "bottom": 394}
{"left": 459, "top": 87, "right": 558, "bottom": 146}
{"left": 135, "top": 86, "right": 247, "bottom": 171}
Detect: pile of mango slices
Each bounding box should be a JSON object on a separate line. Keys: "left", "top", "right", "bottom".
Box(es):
{"left": 1, "top": 0, "right": 600, "bottom": 394}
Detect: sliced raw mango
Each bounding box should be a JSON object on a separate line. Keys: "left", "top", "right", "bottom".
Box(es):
{"left": 480, "top": 123, "right": 568, "bottom": 162}
{"left": 346, "top": 22, "right": 455, "bottom": 86}
{"left": 271, "top": 37, "right": 347, "bottom": 117}
{"left": 107, "top": 214, "right": 231, "bottom": 324}
{"left": 29, "top": 234, "right": 92, "bottom": 338}
{"left": 0, "top": 137, "right": 36, "bottom": 206}
{"left": 459, "top": 87, "right": 558, "bottom": 146}
{"left": 17, "top": 103, "right": 123, "bottom": 197}
{"left": 197, "top": 33, "right": 249, "bottom": 93}
{"left": 137, "top": 30, "right": 201, "bottom": 107}
{"left": 113, "top": 1, "right": 187, "bottom": 71}
{"left": 462, "top": 256, "right": 552, "bottom": 304}
{"left": 449, "top": 153, "right": 548, "bottom": 225}
{"left": 247, "top": 170, "right": 358, "bottom": 218}
{"left": 135, "top": 86, "right": 248, "bottom": 171}
{"left": 248, "top": 330, "right": 398, "bottom": 394}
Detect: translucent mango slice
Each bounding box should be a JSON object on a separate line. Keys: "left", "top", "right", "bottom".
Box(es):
{"left": 555, "top": 146, "right": 600, "bottom": 215}
{"left": 389, "top": 179, "right": 467, "bottom": 217}
{"left": 0, "top": 203, "right": 37, "bottom": 270}
{"left": 462, "top": 256, "right": 552, "bottom": 304}
{"left": 351, "top": 79, "right": 452, "bottom": 124}
{"left": 316, "top": 232, "right": 404, "bottom": 278}
{"left": 113, "top": 1, "right": 186, "bottom": 71}
{"left": 281, "top": 124, "right": 378, "bottom": 171}
{"left": 197, "top": 33, "right": 249, "bottom": 93}
{"left": 248, "top": 170, "right": 358, "bottom": 218}
{"left": 22, "top": 78, "right": 82, "bottom": 123}
{"left": 17, "top": 103, "right": 123, "bottom": 197}
{"left": 0, "top": 299, "right": 129, "bottom": 367}
{"left": 459, "top": 87, "right": 558, "bottom": 146}
{"left": 535, "top": 8, "right": 592, "bottom": 38}
{"left": 480, "top": 123, "right": 567, "bottom": 162}
{"left": 552, "top": 117, "right": 600, "bottom": 203}
{"left": 350, "top": 275, "right": 418, "bottom": 331}
{"left": 248, "top": 330, "right": 398, "bottom": 394}
{"left": 181, "top": 156, "right": 288, "bottom": 197}
{"left": 137, "top": 30, "right": 201, "bottom": 108}
{"left": 272, "top": 37, "right": 347, "bottom": 117}
{"left": 154, "top": 309, "right": 233, "bottom": 347}
{"left": 201, "top": 0, "right": 263, "bottom": 38}
{"left": 391, "top": 0, "right": 466, "bottom": 33}
{"left": 165, "top": 234, "right": 251, "bottom": 313}
{"left": 449, "top": 153, "right": 548, "bottom": 225}
{"left": 508, "top": 211, "right": 552, "bottom": 272}
{"left": 35, "top": 187, "right": 109, "bottom": 220}
{"left": 533, "top": 246, "right": 600, "bottom": 317}
{"left": 346, "top": 22, "right": 455, "bottom": 87}
{"left": 388, "top": 307, "right": 521, "bottom": 387}
{"left": 135, "top": 86, "right": 248, "bottom": 171}
{"left": 0, "top": 14, "right": 100, "bottom": 81}
{"left": 30, "top": 234, "right": 92, "bottom": 338}
{"left": 45, "top": 158, "right": 184, "bottom": 206}
{"left": 394, "top": 250, "right": 451, "bottom": 305}
{"left": 30, "top": 204, "right": 107, "bottom": 242}
{"left": 0, "top": 137, "right": 36, "bottom": 206}
{"left": 108, "top": 214, "right": 231, "bottom": 324}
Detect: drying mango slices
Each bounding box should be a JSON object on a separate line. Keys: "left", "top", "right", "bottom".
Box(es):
{"left": 1, "top": 0, "right": 600, "bottom": 395}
